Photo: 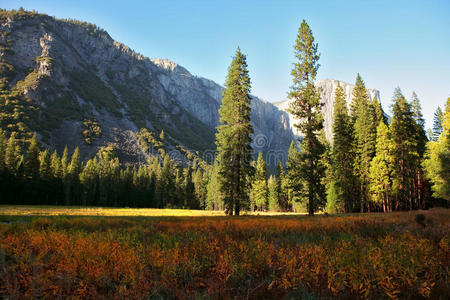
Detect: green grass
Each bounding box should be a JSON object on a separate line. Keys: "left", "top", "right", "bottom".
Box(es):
{"left": 0, "top": 205, "right": 308, "bottom": 218}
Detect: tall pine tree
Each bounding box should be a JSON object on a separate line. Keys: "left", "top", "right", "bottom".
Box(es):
{"left": 24, "top": 133, "right": 40, "bottom": 179}
{"left": 431, "top": 107, "right": 444, "bottom": 141}
{"left": 369, "top": 121, "right": 392, "bottom": 212}
{"left": 410, "top": 92, "right": 428, "bottom": 208}
{"left": 351, "top": 74, "right": 376, "bottom": 212}
{"left": 215, "top": 48, "right": 254, "bottom": 216}
{"left": 389, "top": 88, "right": 419, "bottom": 210}
{"left": 287, "top": 20, "right": 325, "bottom": 216}
{"left": 331, "top": 82, "right": 356, "bottom": 212}
{"left": 423, "top": 98, "right": 450, "bottom": 201}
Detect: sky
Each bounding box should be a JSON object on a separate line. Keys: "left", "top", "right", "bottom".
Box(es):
{"left": 3, "top": 0, "right": 449, "bottom": 128}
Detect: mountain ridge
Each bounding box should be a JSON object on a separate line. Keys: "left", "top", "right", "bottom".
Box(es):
{"left": 0, "top": 9, "right": 380, "bottom": 166}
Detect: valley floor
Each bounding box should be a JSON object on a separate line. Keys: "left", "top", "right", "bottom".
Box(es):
{"left": 0, "top": 207, "right": 448, "bottom": 299}
{"left": 0, "top": 205, "right": 307, "bottom": 217}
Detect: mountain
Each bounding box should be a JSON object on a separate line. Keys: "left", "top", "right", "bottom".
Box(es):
{"left": 0, "top": 9, "right": 296, "bottom": 164}
{"left": 0, "top": 9, "right": 380, "bottom": 166}
{"left": 275, "top": 79, "right": 380, "bottom": 142}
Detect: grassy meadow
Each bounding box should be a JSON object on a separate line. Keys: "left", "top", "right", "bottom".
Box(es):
{"left": 0, "top": 205, "right": 308, "bottom": 217}
{"left": 0, "top": 207, "right": 449, "bottom": 299}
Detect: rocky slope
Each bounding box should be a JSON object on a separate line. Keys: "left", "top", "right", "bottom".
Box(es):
{"left": 0, "top": 9, "right": 295, "bottom": 165}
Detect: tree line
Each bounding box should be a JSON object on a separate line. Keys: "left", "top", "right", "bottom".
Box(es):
{"left": 0, "top": 20, "right": 448, "bottom": 214}
{"left": 0, "top": 132, "right": 211, "bottom": 208}
{"left": 213, "top": 20, "right": 449, "bottom": 215}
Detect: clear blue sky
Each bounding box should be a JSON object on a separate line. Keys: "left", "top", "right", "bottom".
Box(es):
{"left": 3, "top": 0, "right": 450, "bottom": 128}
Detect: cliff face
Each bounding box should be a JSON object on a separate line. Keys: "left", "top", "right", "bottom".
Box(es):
{"left": 0, "top": 11, "right": 294, "bottom": 164}
{"left": 275, "top": 79, "right": 381, "bottom": 141}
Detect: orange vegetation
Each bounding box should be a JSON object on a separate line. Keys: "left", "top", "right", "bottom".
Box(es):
{"left": 0, "top": 209, "right": 449, "bottom": 299}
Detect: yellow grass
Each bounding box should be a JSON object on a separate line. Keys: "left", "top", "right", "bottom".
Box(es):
{"left": 0, "top": 205, "right": 307, "bottom": 217}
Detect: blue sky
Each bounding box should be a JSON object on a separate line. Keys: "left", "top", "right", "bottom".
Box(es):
{"left": 3, "top": 0, "right": 450, "bottom": 128}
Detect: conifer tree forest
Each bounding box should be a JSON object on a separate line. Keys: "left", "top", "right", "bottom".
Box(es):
{"left": 0, "top": 19, "right": 448, "bottom": 214}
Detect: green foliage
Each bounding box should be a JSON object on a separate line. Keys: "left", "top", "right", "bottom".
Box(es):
{"left": 0, "top": 8, "right": 44, "bottom": 21}
{"left": 82, "top": 119, "right": 102, "bottom": 145}
{"left": 38, "top": 94, "right": 86, "bottom": 136}
{"left": 389, "top": 88, "right": 421, "bottom": 210}
{"left": 250, "top": 152, "right": 268, "bottom": 211}
{"left": 4, "top": 132, "right": 22, "bottom": 175}
{"left": 369, "top": 122, "right": 392, "bottom": 211}
{"left": 39, "top": 149, "right": 52, "bottom": 180}
{"left": 24, "top": 133, "right": 40, "bottom": 179}
{"left": 431, "top": 106, "right": 444, "bottom": 141}
{"left": 287, "top": 20, "right": 325, "bottom": 215}
{"left": 206, "top": 161, "right": 224, "bottom": 211}
{"left": 423, "top": 98, "right": 450, "bottom": 201}
{"left": 331, "top": 82, "right": 356, "bottom": 213}
{"left": 268, "top": 175, "right": 281, "bottom": 212}
{"left": 136, "top": 128, "right": 163, "bottom": 153}
{"left": 0, "top": 130, "right": 7, "bottom": 171}
{"left": 352, "top": 74, "right": 376, "bottom": 212}
{"left": 350, "top": 74, "right": 369, "bottom": 121}
{"left": 215, "top": 48, "right": 254, "bottom": 216}
{"left": 112, "top": 82, "right": 215, "bottom": 151}
{"left": 70, "top": 71, "right": 122, "bottom": 118}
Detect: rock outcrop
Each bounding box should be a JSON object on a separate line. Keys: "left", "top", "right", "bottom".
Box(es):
{"left": 275, "top": 79, "right": 380, "bottom": 141}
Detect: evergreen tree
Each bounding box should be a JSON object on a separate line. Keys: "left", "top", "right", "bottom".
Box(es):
{"left": 268, "top": 174, "right": 281, "bottom": 212}
{"left": 206, "top": 160, "right": 224, "bottom": 210}
{"left": 39, "top": 149, "right": 52, "bottom": 180}
{"left": 423, "top": 98, "right": 450, "bottom": 201}
{"left": 193, "top": 168, "right": 207, "bottom": 209}
{"left": 215, "top": 48, "right": 254, "bottom": 216}
{"left": 277, "top": 161, "right": 289, "bottom": 211}
{"left": 50, "top": 150, "right": 62, "bottom": 178}
{"left": 5, "top": 132, "right": 21, "bottom": 174}
{"left": 49, "top": 150, "right": 63, "bottom": 205}
{"left": 68, "top": 147, "right": 82, "bottom": 205}
{"left": 286, "top": 141, "right": 300, "bottom": 206}
{"left": 39, "top": 149, "right": 52, "bottom": 204}
{"left": 411, "top": 92, "right": 425, "bottom": 129}
{"left": 372, "top": 96, "right": 387, "bottom": 125}
{"left": 287, "top": 20, "right": 325, "bottom": 216}
{"left": 350, "top": 74, "right": 369, "bottom": 122}
{"left": 184, "top": 166, "right": 197, "bottom": 208}
{"left": 351, "top": 74, "right": 376, "bottom": 212}
{"left": 68, "top": 147, "right": 82, "bottom": 178}
{"left": 410, "top": 92, "right": 428, "bottom": 209}
{"left": 80, "top": 157, "right": 99, "bottom": 206}
{"left": 369, "top": 121, "right": 392, "bottom": 212}
{"left": 331, "top": 82, "right": 355, "bottom": 212}
{"left": 250, "top": 152, "right": 268, "bottom": 211}
{"left": 0, "top": 130, "right": 7, "bottom": 171}
{"left": 160, "top": 153, "right": 174, "bottom": 207}
{"left": 431, "top": 107, "right": 444, "bottom": 141}
{"left": 24, "top": 133, "right": 40, "bottom": 179}
{"left": 389, "top": 88, "right": 419, "bottom": 210}
{"left": 61, "top": 146, "right": 69, "bottom": 180}
{"left": 150, "top": 156, "right": 162, "bottom": 207}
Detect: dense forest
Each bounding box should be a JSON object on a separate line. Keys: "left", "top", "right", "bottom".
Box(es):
{"left": 0, "top": 14, "right": 448, "bottom": 214}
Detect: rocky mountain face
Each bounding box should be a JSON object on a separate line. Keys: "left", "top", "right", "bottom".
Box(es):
{"left": 0, "top": 10, "right": 295, "bottom": 164}
{"left": 275, "top": 79, "right": 380, "bottom": 142}
{"left": 0, "top": 10, "right": 380, "bottom": 166}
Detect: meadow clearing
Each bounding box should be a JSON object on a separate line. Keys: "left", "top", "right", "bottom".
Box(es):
{"left": 0, "top": 206, "right": 448, "bottom": 299}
